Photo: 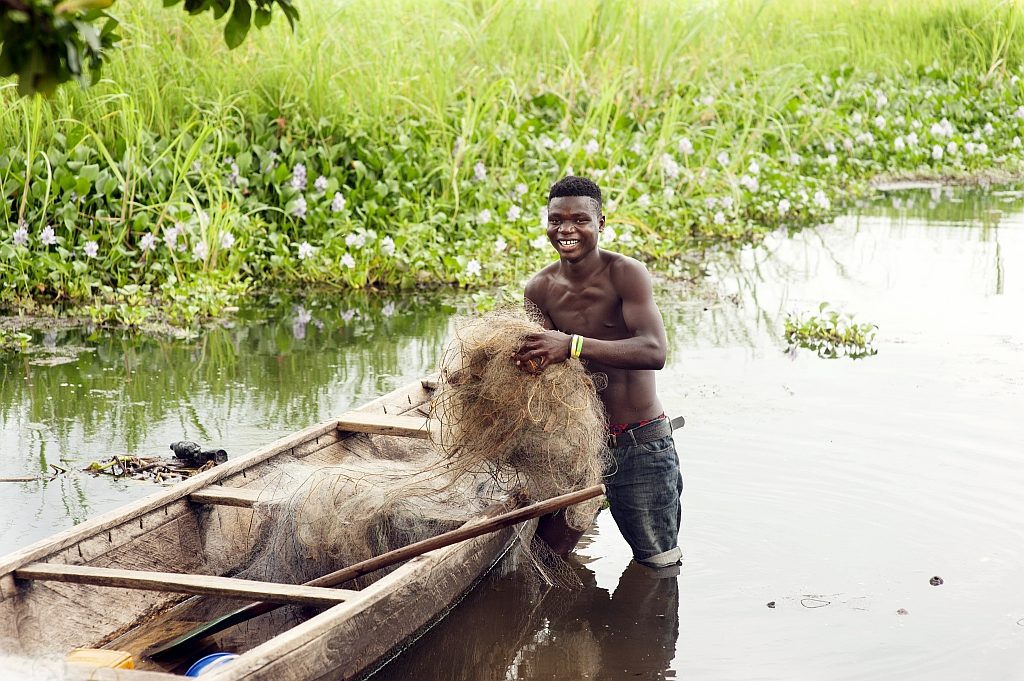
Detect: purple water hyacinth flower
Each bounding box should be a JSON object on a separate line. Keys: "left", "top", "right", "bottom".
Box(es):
{"left": 227, "top": 163, "right": 240, "bottom": 186}
{"left": 331, "top": 192, "right": 346, "bottom": 212}
{"left": 297, "top": 241, "right": 314, "bottom": 260}
{"left": 291, "top": 163, "right": 307, "bottom": 190}
{"left": 164, "top": 224, "right": 181, "bottom": 250}
{"left": 314, "top": 175, "right": 328, "bottom": 192}
{"left": 341, "top": 309, "right": 356, "bottom": 322}
{"left": 506, "top": 205, "right": 521, "bottom": 221}
{"left": 193, "top": 241, "right": 208, "bottom": 261}
{"left": 465, "top": 259, "right": 482, "bottom": 277}
{"left": 381, "top": 236, "right": 396, "bottom": 256}
{"left": 220, "top": 232, "right": 235, "bottom": 250}
{"left": 83, "top": 241, "right": 99, "bottom": 258}
{"left": 40, "top": 225, "right": 56, "bottom": 246}
{"left": 473, "top": 162, "right": 487, "bottom": 182}
{"left": 345, "top": 232, "right": 365, "bottom": 249}
{"left": 340, "top": 253, "right": 355, "bottom": 269}
{"left": 13, "top": 224, "right": 28, "bottom": 247}
{"left": 381, "top": 302, "right": 396, "bottom": 317}
{"left": 293, "top": 196, "right": 307, "bottom": 219}
{"left": 139, "top": 232, "right": 157, "bottom": 252}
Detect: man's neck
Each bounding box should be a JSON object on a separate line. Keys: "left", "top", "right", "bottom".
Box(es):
{"left": 558, "top": 248, "right": 604, "bottom": 281}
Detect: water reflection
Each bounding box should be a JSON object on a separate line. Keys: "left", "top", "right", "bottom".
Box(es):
{"left": 375, "top": 549, "right": 679, "bottom": 681}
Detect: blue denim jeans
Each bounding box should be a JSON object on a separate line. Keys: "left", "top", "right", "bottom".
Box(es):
{"left": 603, "top": 434, "right": 683, "bottom": 567}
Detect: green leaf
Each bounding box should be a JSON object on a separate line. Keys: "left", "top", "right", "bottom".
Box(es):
{"left": 224, "top": 0, "right": 252, "bottom": 49}
{"left": 253, "top": 7, "right": 271, "bottom": 28}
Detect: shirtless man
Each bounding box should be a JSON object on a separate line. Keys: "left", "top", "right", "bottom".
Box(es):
{"left": 515, "top": 176, "right": 683, "bottom": 569}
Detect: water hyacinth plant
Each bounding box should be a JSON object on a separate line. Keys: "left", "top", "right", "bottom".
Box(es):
{"left": 2, "top": 0, "right": 1024, "bottom": 322}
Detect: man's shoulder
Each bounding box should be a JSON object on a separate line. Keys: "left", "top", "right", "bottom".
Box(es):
{"left": 603, "top": 250, "right": 650, "bottom": 280}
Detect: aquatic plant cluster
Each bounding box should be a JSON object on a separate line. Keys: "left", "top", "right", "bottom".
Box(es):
{"left": 785, "top": 304, "right": 878, "bottom": 360}
{"left": 2, "top": 0, "right": 1023, "bottom": 322}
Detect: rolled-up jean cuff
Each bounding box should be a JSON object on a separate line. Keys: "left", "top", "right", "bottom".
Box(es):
{"left": 637, "top": 546, "right": 682, "bottom": 568}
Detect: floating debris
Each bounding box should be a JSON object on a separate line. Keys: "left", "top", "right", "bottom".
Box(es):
{"left": 83, "top": 444, "right": 227, "bottom": 483}
{"left": 766, "top": 601, "right": 776, "bottom": 609}
{"left": 930, "top": 576, "right": 944, "bottom": 586}
{"left": 897, "top": 608, "right": 909, "bottom": 615}
{"left": 800, "top": 598, "right": 831, "bottom": 608}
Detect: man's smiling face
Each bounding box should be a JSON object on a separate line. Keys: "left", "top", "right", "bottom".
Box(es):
{"left": 546, "top": 195, "right": 605, "bottom": 262}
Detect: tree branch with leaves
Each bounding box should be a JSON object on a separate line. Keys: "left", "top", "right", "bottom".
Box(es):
{"left": 0, "top": 0, "right": 299, "bottom": 96}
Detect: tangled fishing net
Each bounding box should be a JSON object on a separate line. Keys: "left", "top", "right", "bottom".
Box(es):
{"left": 239, "top": 309, "right": 608, "bottom": 596}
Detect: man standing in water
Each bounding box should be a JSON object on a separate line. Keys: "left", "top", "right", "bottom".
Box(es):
{"left": 515, "top": 176, "right": 683, "bottom": 569}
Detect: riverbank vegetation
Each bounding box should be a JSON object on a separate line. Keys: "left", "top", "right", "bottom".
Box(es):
{"left": 2, "top": 0, "right": 1024, "bottom": 325}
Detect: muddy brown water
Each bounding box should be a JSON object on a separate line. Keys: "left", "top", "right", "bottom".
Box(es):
{"left": 1, "top": 187, "right": 1022, "bottom": 679}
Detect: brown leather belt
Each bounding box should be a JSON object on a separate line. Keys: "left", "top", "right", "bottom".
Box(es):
{"left": 607, "top": 415, "right": 685, "bottom": 448}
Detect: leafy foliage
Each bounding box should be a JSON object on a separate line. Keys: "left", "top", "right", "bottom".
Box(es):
{"left": 0, "top": 0, "right": 298, "bottom": 96}
{"left": 784, "top": 304, "right": 878, "bottom": 359}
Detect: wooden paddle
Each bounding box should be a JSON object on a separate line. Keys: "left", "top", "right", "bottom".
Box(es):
{"left": 146, "top": 483, "right": 605, "bottom": 658}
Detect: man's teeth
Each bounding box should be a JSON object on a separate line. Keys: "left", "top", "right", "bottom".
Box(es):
{"left": 560, "top": 239, "right": 579, "bottom": 246}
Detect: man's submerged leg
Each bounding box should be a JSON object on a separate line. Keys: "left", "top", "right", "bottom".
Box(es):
{"left": 604, "top": 435, "right": 684, "bottom": 567}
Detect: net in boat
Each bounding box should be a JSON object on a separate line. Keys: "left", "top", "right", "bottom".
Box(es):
{"left": 241, "top": 309, "right": 608, "bottom": 592}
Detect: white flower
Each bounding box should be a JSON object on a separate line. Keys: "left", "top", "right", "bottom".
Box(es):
{"left": 515, "top": 183, "right": 528, "bottom": 196}
{"left": 293, "top": 196, "right": 307, "bottom": 219}
{"left": 812, "top": 190, "right": 830, "bottom": 210}
{"left": 314, "top": 175, "right": 328, "bottom": 192}
{"left": 466, "top": 259, "right": 482, "bottom": 277}
{"left": 894, "top": 115, "right": 906, "bottom": 126}
{"left": 83, "top": 240, "right": 98, "bottom": 258}
{"left": 716, "top": 151, "right": 730, "bottom": 167}
{"left": 777, "top": 198, "right": 791, "bottom": 216}
{"left": 340, "top": 253, "right": 355, "bottom": 269}
{"left": 13, "top": 224, "right": 28, "bottom": 247}
{"left": 873, "top": 115, "right": 886, "bottom": 129}
{"left": 331, "top": 192, "right": 346, "bottom": 212}
{"left": 1016, "top": 106, "right": 1024, "bottom": 119}
{"left": 720, "top": 196, "right": 734, "bottom": 209}
{"left": 906, "top": 132, "right": 919, "bottom": 146}
{"left": 701, "top": 95, "right": 715, "bottom": 106}
{"left": 826, "top": 154, "right": 838, "bottom": 167}
{"left": 911, "top": 119, "right": 922, "bottom": 129}
{"left": 381, "top": 302, "right": 396, "bottom": 317}
{"left": 557, "top": 137, "right": 572, "bottom": 152}
{"left": 704, "top": 197, "right": 717, "bottom": 209}
{"left": 850, "top": 111, "right": 863, "bottom": 125}
{"left": 345, "top": 232, "right": 366, "bottom": 249}
{"left": 965, "top": 141, "right": 976, "bottom": 155}
{"left": 290, "top": 163, "right": 307, "bottom": 190}
{"left": 139, "top": 232, "right": 157, "bottom": 252}
{"left": 163, "top": 225, "right": 180, "bottom": 250}
{"left": 473, "top": 162, "right": 487, "bottom": 182}
{"left": 875, "top": 92, "right": 888, "bottom": 109}
{"left": 495, "top": 236, "right": 508, "bottom": 253}
{"left": 637, "top": 193, "right": 651, "bottom": 208}
{"left": 977, "top": 142, "right": 989, "bottom": 155}
{"left": 531, "top": 234, "right": 548, "bottom": 249}
{"left": 983, "top": 122, "right": 995, "bottom": 135}
{"left": 584, "top": 139, "right": 600, "bottom": 155}
{"left": 930, "top": 118, "right": 955, "bottom": 138}
{"left": 677, "top": 137, "right": 694, "bottom": 155}
{"left": 893, "top": 136, "right": 906, "bottom": 152}
{"left": 40, "top": 225, "right": 56, "bottom": 246}
{"left": 789, "top": 153, "right": 801, "bottom": 165}
{"left": 663, "top": 187, "right": 676, "bottom": 200}
{"left": 946, "top": 141, "right": 958, "bottom": 155}
{"left": 297, "top": 241, "right": 314, "bottom": 260}
{"left": 604, "top": 227, "right": 617, "bottom": 242}
{"left": 1014, "top": 136, "right": 1022, "bottom": 148}
{"left": 824, "top": 140, "right": 836, "bottom": 153}
{"left": 842, "top": 138, "right": 854, "bottom": 152}
{"left": 855, "top": 131, "right": 875, "bottom": 146}
{"left": 477, "top": 209, "right": 492, "bottom": 224}
{"left": 506, "top": 205, "right": 521, "bottom": 221}
{"left": 192, "top": 241, "right": 208, "bottom": 261}
{"left": 739, "top": 174, "right": 759, "bottom": 192}
{"left": 381, "top": 236, "right": 396, "bottom": 256}
{"left": 341, "top": 309, "right": 356, "bottom": 322}
{"left": 660, "top": 153, "right": 680, "bottom": 179}
{"left": 713, "top": 211, "right": 726, "bottom": 225}
{"left": 748, "top": 160, "right": 760, "bottom": 175}
{"left": 220, "top": 232, "right": 235, "bottom": 250}
{"left": 540, "top": 135, "right": 555, "bottom": 149}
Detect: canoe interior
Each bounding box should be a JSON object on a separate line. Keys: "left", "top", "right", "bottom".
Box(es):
{"left": 0, "top": 378, "right": 519, "bottom": 678}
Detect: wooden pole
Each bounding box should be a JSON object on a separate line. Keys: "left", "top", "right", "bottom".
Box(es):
{"left": 147, "top": 483, "right": 605, "bottom": 658}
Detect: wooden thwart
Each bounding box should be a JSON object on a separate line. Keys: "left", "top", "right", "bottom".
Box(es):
{"left": 188, "top": 486, "right": 262, "bottom": 508}
{"left": 336, "top": 413, "right": 435, "bottom": 439}
{"left": 14, "top": 563, "right": 358, "bottom": 607}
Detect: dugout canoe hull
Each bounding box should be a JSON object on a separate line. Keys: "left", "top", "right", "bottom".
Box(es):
{"left": 0, "top": 378, "right": 521, "bottom": 681}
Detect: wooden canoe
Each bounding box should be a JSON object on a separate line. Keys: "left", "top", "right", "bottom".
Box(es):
{"left": 0, "top": 377, "right": 524, "bottom": 680}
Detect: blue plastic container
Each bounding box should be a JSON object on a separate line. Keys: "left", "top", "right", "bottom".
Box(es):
{"left": 185, "top": 652, "right": 239, "bottom": 677}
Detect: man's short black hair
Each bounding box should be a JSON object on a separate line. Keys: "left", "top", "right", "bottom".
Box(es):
{"left": 548, "top": 176, "right": 602, "bottom": 211}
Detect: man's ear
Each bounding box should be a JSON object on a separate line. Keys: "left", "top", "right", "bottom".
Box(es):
{"left": 599, "top": 214, "right": 606, "bottom": 231}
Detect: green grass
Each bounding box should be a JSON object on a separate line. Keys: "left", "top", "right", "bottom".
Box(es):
{"left": 2, "top": 0, "right": 1024, "bottom": 323}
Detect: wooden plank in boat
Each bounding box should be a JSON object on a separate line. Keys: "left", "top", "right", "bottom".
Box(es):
{"left": 14, "top": 563, "right": 359, "bottom": 607}
{"left": 336, "top": 413, "right": 435, "bottom": 439}
{"left": 188, "top": 486, "right": 262, "bottom": 507}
